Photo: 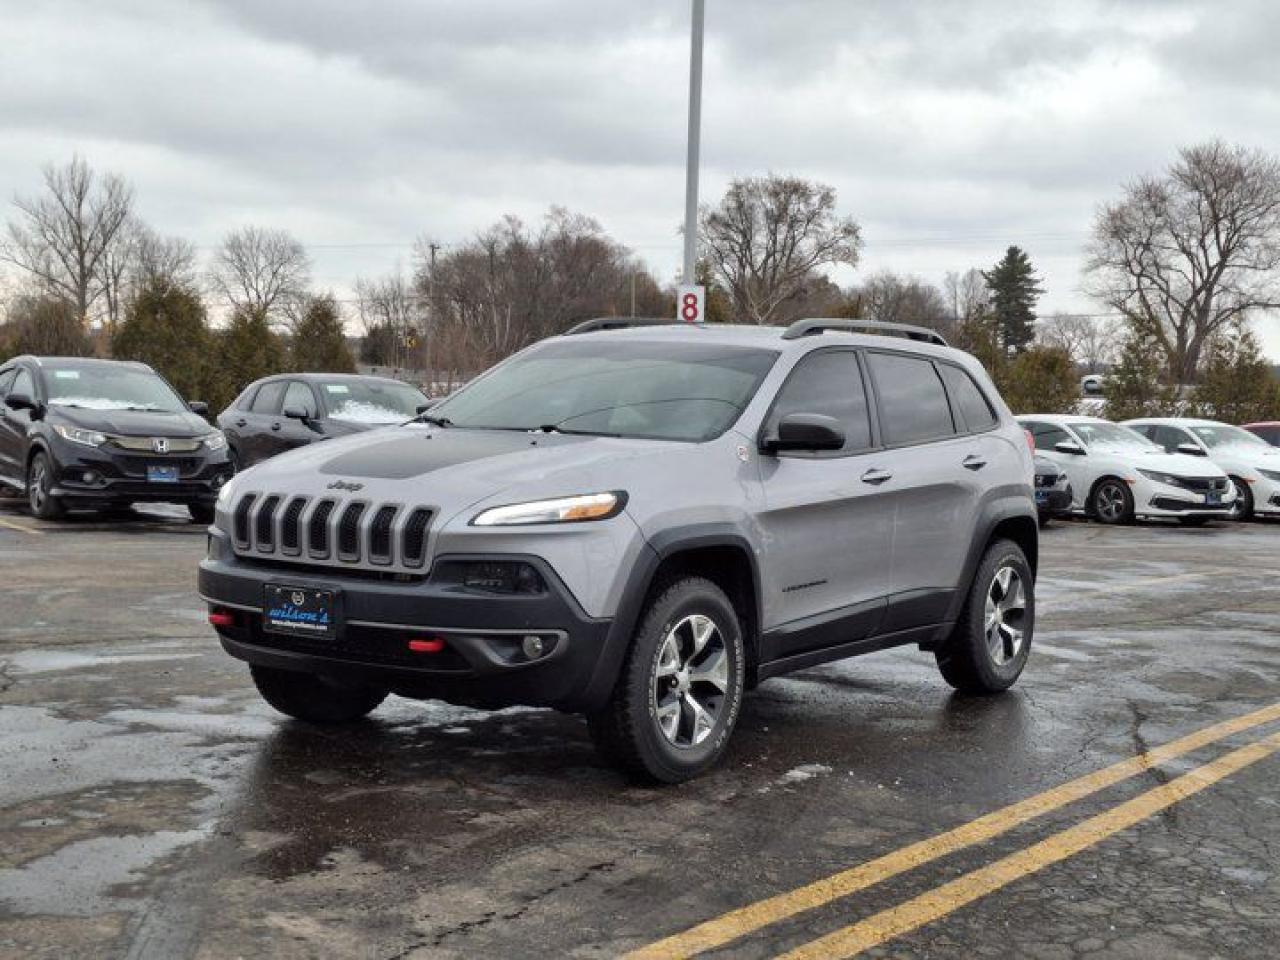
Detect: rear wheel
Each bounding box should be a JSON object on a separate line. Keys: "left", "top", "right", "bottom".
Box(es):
{"left": 936, "top": 539, "right": 1034, "bottom": 694}
{"left": 1229, "top": 477, "right": 1254, "bottom": 521}
{"left": 251, "top": 666, "right": 387, "bottom": 724}
{"left": 1090, "top": 478, "right": 1133, "bottom": 525}
{"left": 587, "top": 576, "right": 745, "bottom": 783}
{"left": 26, "top": 453, "right": 65, "bottom": 520}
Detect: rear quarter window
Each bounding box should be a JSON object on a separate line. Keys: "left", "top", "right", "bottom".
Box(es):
{"left": 938, "top": 363, "right": 998, "bottom": 432}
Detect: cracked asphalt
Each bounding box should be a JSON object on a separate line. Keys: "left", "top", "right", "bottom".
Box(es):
{"left": 1, "top": 500, "right": 1278, "bottom": 959}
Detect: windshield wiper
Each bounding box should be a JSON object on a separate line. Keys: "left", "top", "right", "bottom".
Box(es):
{"left": 409, "top": 412, "right": 452, "bottom": 428}
{"left": 535, "top": 424, "right": 620, "bottom": 437}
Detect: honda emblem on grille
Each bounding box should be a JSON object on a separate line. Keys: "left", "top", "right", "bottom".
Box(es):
{"left": 327, "top": 480, "right": 364, "bottom": 492}
{"left": 152, "top": 437, "right": 169, "bottom": 454}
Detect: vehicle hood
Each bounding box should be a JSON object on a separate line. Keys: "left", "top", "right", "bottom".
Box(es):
{"left": 1126, "top": 449, "right": 1228, "bottom": 477}
{"left": 1204, "top": 444, "right": 1280, "bottom": 473}
{"left": 50, "top": 405, "right": 210, "bottom": 438}
{"left": 224, "top": 425, "right": 687, "bottom": 521}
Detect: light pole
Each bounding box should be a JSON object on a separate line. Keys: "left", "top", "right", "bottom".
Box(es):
{"left": 682, "top": 0, "right": 705, "bottom": 286}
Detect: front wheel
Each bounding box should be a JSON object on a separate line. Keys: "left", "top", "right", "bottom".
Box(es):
{"left": 1091, "top": 478, "right": 1134, "bottom": 525}
{"left": 26, "top": 452, "right": 65, "bottom": 520}
{"left": 587, "top": 577, "right": 745, "bottom": 783}
{"left": 936, "top": 539, "right": 1034, "bottom": 694}
{"left": 188, "top": 502, "right": 216, "bottom": 525}
{"left": 1229, "top": 477, "right": 1254, "bottom": 521}
{"left": 251, "top": 666, "right": 387, "bottom": 724}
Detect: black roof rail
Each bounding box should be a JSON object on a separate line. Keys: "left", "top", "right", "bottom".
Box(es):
{"left": 781, "top": 318, "right": 948, "bottom": 347}
{"left": 563, "top": 317, "right": 694, "bottom": 336}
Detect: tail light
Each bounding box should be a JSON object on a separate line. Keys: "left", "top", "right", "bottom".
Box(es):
{"left": 1023, "top": 429, "right": 1035, "bottom": 455}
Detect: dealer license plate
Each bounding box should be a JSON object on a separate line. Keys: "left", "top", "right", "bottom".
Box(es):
{"left": 147, "top": 465, "right": 179, "bottom": 483}
{"left": 263, "top": 585, "right": 336, "bottom": 638}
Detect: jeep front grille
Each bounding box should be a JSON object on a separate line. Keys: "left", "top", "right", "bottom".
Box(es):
{"left": 230, "top": 492, "right": 434, "bottom": 573}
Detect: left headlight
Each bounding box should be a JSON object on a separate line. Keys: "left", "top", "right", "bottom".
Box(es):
{"left": 52, "top": 424, "right": 107, "bottom": 447}
{"left": 1137, "top": 468, "right": 1183, "bottom": 487}
{"left": 1258, "top": 468, "right": 1280, "bottom": 482}
{"left": 202, "top": 431, "right": 227, "bottom": 451}
{"left": 471, "top": 491, "right": 626, "bottom": 527}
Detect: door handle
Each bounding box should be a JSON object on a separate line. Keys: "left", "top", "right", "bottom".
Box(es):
{"left": 271, "top": 422, "right": 282, "bottom": 431}
{"left": 235, "top": 419, "right": 247, "bottom": 428}
{"left": 861, "top": 468, "right": 893, "bottom": 485}
{"left": 962, "top": 455, "right": 988, "bottom": 471}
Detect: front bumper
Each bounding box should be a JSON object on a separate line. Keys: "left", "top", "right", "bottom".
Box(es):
{"left": 1136, "top": 478, "right": 1235, "bottom": 518}
{"left": 48, "top": 435, "right": 233, "bottom": 505}
{"left": 1035, "top": 484, "right": 1072, "bottom": 517}
{"left": 198, "top": 530, "right": 618, "bottom": 711}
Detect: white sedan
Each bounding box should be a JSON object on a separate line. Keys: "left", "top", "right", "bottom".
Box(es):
{"left": 1124, "top": 417, "right": 1280, "bottom": 520}
{"left": 1017, "top": 415, "right": 1236, "bottom": 525}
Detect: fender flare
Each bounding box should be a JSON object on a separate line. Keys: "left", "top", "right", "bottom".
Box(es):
{"left": 944, "top": 495, "right": 1039, "bottom": 625}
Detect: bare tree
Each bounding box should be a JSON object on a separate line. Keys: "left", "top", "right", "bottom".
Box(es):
{"left": 0, "top": 155, "right": 135, "bottom": 329}
{"left": 700, "top": 174, "right": 862, "bottom": 325}
{"left": 943, "top": 268, "right": 990, "bottom": 327}
{"left": 846, "top": 271, "right": 952, "bottom": 338}
{"left": 1037, "top": 313, "right": 1122, "bottom": 373}
{"left": 133, "top": 226, "right": 198, "bottom": 293}
{"left": 210, "top": 226, "right": 311, "bottom": 322}
{"left": 1086, "top": 141, "right": 1280, "bottom": 383}
{"left": 355, "top": 271, "right": 422, "bottom": 368}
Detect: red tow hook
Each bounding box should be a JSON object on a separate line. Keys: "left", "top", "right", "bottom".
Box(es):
{"left": 407, "top": 638, "right": 446, "bottom": 654}
{"left": 208, "top": 609, "right": 237, "bottom": 628}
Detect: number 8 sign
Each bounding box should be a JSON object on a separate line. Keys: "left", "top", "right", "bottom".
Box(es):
{"left": 676, "top": 284, "right": 705, "bottom": 324}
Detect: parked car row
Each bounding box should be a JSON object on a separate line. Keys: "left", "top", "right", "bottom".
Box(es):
{"left": 1019, "top": 413, "right": 1280, "bottom": 526}
{"left": 0, "top": 355, "right": 431, "bottom": 521}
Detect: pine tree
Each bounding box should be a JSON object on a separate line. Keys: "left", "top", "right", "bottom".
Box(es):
{"left": 983, "top": 246, "right": 1043, "bottom": 354}
{"left": 112, "top": 281, "right": 211, "bottom": 402}
{"left": 291, "top": 295, "right": 356, "bottom": 373}
{"left": 215, "top": 307, "right": 286, "bottom": 408}
{"left": 994, "top": 346, "right": 1078, "bottom": 415}
{"left": 1103, "top": 328, "right": 1174, "bottom": 421}
{"left": 1190, "top": 319, "right": 1280, "bottom": 423}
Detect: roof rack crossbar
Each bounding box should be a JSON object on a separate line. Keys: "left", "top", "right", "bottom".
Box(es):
{"left": 782, "top": 318, "right": 948, "bottom": 347}
{"left": 564, "top": 317, "right": 696, "bottom": 336}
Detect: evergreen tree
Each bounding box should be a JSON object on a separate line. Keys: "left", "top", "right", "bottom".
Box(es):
{"left": 112, "top": 281, "right": 211, "bottom": 402}
{"left": 1190, "top": 319, "right": 1280, "bottom": 423}
{"left": 983, "top": 246, "right": 1043, "bottom": 354}
{"left": 1103, "top": 328, "right": 1174, "bottom": 421}
{"left": 291, "top": 295, "right": 356, "bottom": 373}
{"left": 994, "top": 346, "right": 1078, "bottom": 415}
{"left": 214, "top": 307, "right": 286, "bottom": 410}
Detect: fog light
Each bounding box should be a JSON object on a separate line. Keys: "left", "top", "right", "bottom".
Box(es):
{"left": 408, "top": 637, "right": 446, "bottom": 654}
{"left": 81, "top": 471, "right": 100, "bottom": 485}
{"left": 521, "top": 634, "right": 546, "bottom": 659}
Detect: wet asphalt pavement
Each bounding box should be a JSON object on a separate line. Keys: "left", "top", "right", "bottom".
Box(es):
{"left": 1, "top": 499, "right": 1278, "bottom": 959}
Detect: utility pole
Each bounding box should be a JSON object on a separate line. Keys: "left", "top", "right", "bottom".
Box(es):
{"left": 682, "top": 0, "right": 705, "bottom": 285}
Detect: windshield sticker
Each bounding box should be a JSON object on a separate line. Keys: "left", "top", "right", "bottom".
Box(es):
{"left": 53, "top": 370, "right": 81, "bottom": 379}
{"left": 324, "top": 384, "right": 350, "bottom": 394}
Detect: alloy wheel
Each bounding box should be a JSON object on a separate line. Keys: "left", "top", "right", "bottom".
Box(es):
{"left": 984, "top": 566, "right": 1026, "bottom": 666}
{"left": 1096, "top": 483, "right": 1127, "bottom": 522}
{"left": 651, "top": 613, "right": 729, "bottom": 748}
{"left": 29, "top": 460, "right": 47, "bottom": 513}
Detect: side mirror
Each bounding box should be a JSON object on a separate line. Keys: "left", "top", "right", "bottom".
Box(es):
{"left": 283, "top": 406, "right": 310, "bottom": 421}
{"left": 1054, "top": 440, "right": 1086, "bottom": 456}
{"left": 762, "top": 413, "right": 846, "bottom": 453}
{"left": 416, "top": 401, "right": 437, "bottom": 415}
{"left": 5, "top": 392, "right": 36, "bottom": 413}
{"left": 187, "top": 401, "right": 209, "bottom": 416}
{"left": 1176, "top": 443, "right": 1206, "bottom": 457}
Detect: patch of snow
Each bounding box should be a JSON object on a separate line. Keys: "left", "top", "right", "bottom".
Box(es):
{"left": 329, "top": 401, "right": 408, "bottom": 424}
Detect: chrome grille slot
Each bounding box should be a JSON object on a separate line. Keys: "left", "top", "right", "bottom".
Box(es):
{"left": 309, "top": 499, "right": 336, "bottom": 557}
{"left": 280, "top": 497, "right": 307, "bottom": 554}
{"left": 337, "top": 502, "right": 367, "bottom": 559}
{"left": 255, "top": 495, "right": 281, "bottom": 549}
{"left": 403, "top": 508, "right": 432, "bottom": 568}
{"left": 369, "top": 505, "right": 398, "bottom": 564}
{"left": 233, "top": 494, "right": 256, "bottom": 547}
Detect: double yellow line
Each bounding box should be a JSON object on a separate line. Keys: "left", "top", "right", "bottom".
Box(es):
{"left": 627, "top": 701, "right": 1280, "bottom": 960}
{"left": 0, "top": 516, "right": 42, "bottom": 536}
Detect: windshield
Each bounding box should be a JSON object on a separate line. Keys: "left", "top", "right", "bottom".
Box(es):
{"left": 429, "top": 340, "right": 779, "bottom": 441}
{"left": 1072, "top": 421, "right": 1157, "bottom": 451}
{"left": 43, "top": 365, "right": 187, "bottom": 413}
{"left": 321, "top": 380, "right": 428, "bottom": 424}
{"left": 1189, "top": 423, "right": 1269, "bottom": 450}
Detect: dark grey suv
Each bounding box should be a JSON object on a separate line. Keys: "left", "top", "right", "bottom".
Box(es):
{"left": 200, "top": 319, "right": 1038, "bottom": 782}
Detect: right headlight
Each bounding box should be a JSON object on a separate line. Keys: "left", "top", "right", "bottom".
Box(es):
{"left": 1258, "top": 468, "right": 1280, "bottom": 482}
{"left": 471, "top": 492, "right": 626, "bottom": 527}
{"left": 1137, "top": 469, "right": 1181, "bottom": 487}
{"left": 53, "top": 424, "right": 107, "bottom": 447}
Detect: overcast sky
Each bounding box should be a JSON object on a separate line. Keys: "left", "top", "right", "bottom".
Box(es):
{"left": 2, "top": 0, "right": 1279, "bottom": 347}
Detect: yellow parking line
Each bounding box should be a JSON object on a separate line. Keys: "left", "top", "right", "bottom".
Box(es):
{"left": 624, "top": 701, "right": 1280, "bottom": 959}
{"left": 0, "top": 516, "right": 42, "bottom": 536}
{"left": 780, "top": 729, "right": 1280, "bottom": 959}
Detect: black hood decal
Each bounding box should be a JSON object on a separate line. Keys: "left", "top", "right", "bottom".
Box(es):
{"left": 51, "top": 406, "right": 208, "bottom": 437}
{"left": 318, "top": 430, "right": 586, "bottom": 480}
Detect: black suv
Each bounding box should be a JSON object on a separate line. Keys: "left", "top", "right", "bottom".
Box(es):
{"left": 0, "top": 356, "right": 232, "bottom": 522}
{"left": 218, "top": 373, "right": 431, "bottom": 470}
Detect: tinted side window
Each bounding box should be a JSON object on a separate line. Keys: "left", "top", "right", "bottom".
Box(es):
{"left": 767, "top": 350, "right": 872, "bottom": 453}
{"left": 1025, "top": 421, "right": 1073, "bottom": 451}
{"left": 250, "top": 381, "right": 287, "bottom": 414}
{"left": 868, "top": 353, "right": 955, "bottom": 445}
{"left": 11, "top": 369, "right": 34, "bottom": 400}
{"left": 1153, "top": 425, "right": 1190, "bottom": 453}
{"left": 282, "top": 381, "right": 318, "bottom": 418}
{"left": 0, "top": 368, "right": 15, "bottom": 397}
{"left": 939, "top": 364, "right": 997, "bottom": 431}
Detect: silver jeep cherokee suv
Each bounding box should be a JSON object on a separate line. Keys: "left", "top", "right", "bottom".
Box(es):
{"left": 200, "top": 318, "right": 1038, "bottom": 782}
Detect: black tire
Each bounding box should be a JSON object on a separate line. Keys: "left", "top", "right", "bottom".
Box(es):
{"left": 251, "top": 666, "right": 387, "bottom": 724}
{"left": 229, "top": 447, "right": 242, "bottom": 474}
{"left": 1090, "top": 478, "right": 1134, "bottom": 525}
{"left": 188, "top": 502, "right": 216, "bottom": 525}
{"left": 936, "top": 539, "right": 1034, "bottom": 694}
{"left": 26, "top": 452, "right": 65, "bottom": 520}
{"left": 587, "top": 576, "right": 745, "bottom": 784}
{"left": 1229, "top": 477, "right": 1254, "bottom": 521}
